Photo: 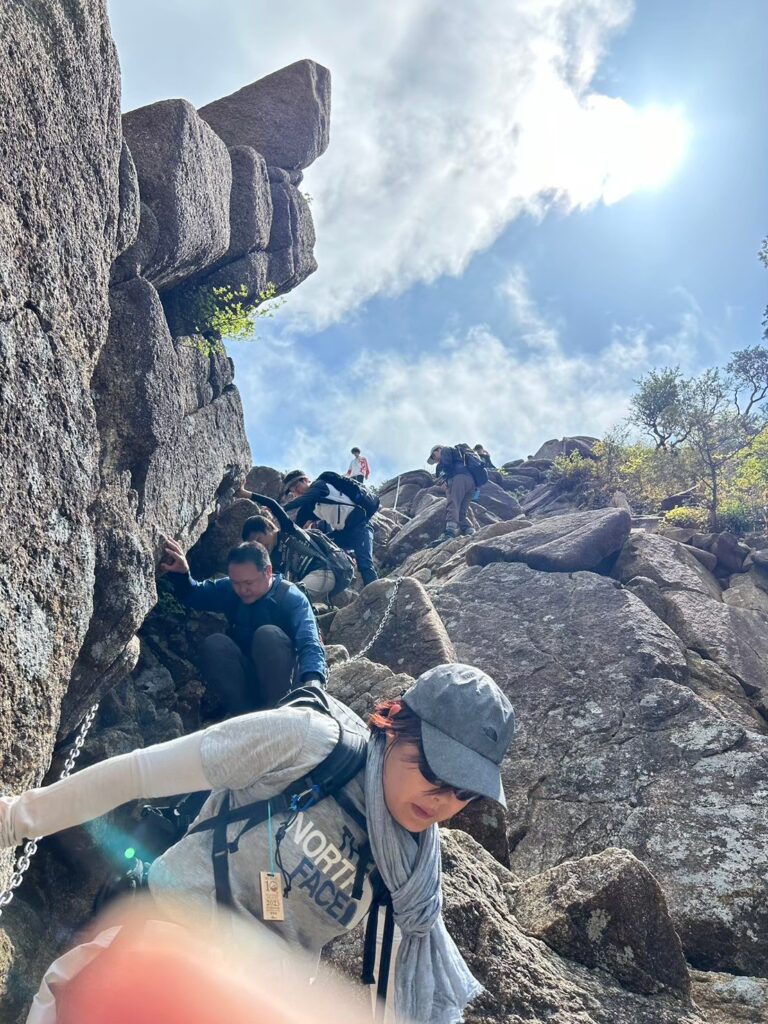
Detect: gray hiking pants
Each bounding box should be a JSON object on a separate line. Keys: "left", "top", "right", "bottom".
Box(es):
{"left": 446, "top": 473, "right": 475, "bottom": 533}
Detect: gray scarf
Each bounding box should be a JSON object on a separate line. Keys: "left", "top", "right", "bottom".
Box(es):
{"left": 364, "top": 735, "right": 483, "bottom": 1024}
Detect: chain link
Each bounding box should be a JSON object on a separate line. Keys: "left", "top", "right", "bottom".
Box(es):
{"left": 347, "top": 576, "right": 404, "bottom": 663}
{"left": 0, "top": 702, "right": 100, "bottom": 917}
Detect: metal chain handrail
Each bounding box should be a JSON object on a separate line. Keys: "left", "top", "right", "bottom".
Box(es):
{"left": 347, "top": 576, "right": 404, "bottom": 663}
{"left": 0, "top": 702, "right": 100, "bottom": 918}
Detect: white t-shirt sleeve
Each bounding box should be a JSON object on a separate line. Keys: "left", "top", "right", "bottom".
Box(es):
{"left": 200, "top": 707, "right": 340, "bottom": 795}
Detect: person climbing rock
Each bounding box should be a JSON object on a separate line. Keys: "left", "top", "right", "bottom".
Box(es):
{"left": 236, "top": 487, "right": 354, "bottom": 606}
{"left": 345, "top": 446, "right": 370, "bottom": 483}
{"left": 281, "top": 470, "right": 379, "bottom": 586}
{"left": 3, "top": 664, "right": 515, "bottom": 1024}
{"left": 160, "top": 538, "right": 325, "bottom": 714}
{"left": 427, "top": 445, "right": 477, "bottom": 541}
{"left": 473, "top": 444, "right": 496, "bottom": 470}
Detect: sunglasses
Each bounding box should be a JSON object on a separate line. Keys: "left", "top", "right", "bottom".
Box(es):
{"left": 418, "top": 752, "right": 481, "bottom": 803}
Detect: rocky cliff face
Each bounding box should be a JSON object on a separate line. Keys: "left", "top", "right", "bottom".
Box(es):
{"left": 0, "top": 0, "right": 329, "bottom": 1005}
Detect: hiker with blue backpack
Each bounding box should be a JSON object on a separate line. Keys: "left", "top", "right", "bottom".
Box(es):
{"left": 3, "top": 664, "right": 515, "bottom": 1024}
{"left": 281, "top": 470, "right": 379, "bottom": 586}
{"left": 427, "top": 444, "right": 489, "bottom": 543}
{"left": 237, "top": 487, "right": 354, "bottom": 606}
{"left": 160, "top": 538, "right": 326, "bottom": 715}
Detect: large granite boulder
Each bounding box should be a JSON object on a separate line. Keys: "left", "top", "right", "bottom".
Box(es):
{"left": 370, "top": 508, "right": 407, "bottom": 564}
{"left": 432, "top": 561, "right": 768, "bottom": 974}
{"left": 513, "top": 847, "right": 690, "bottom": 997}
{"left": 115, "top": 140, "right": 140, "bottom": 257}
{"left": 110, "top": 200, "right": 160, "bottom": 285}
{"left": 329, "top": 577, "right": 455, "bottom": 679}
{"left": 265, "top": 181, "right": 317, "bottom": 293}
{"left": 613, "top": 531, "right": 723, "bottom": 601}
{"left": 121, "top": 99, "right": 232, "bottom": 291}
{"left": 724, "top": 570, "right": 768, "bottom": 617}
{"left": 324, "top": 830, "right": 705, "bottom": 1022}
{"left": 472, "top": 479, "right": 523, "bottom": 520}
{"left": 467, "top": 508, "right": 631, "bottom": 573}
{"left": 0, "top": 0, "right": 120, "bottom": 799}
{"left": 690, "top": 969, "right": 768, "bottom": 1024}
{"left": 63, "top": 276, "right": 250, "bottom": 724}
{"left": 532, "top": 436, "right": 600, "bottom": 461}
{"left": 384, "top": 498, "right": 451, "bottom": 564}
{"left": 399, "top": 520, "right": 532, "bottom": 587}
{"left": 221, "top": 145, "right": 272, "bottom": 262}
{"left": 377, "top": 470, "right": 434, "bottom": 512}
{"left": 662, "top": 593, "right": 768, "bottom": 706}
{"left": 441, "top": 831, "right": 704, "bottom": 1024}
{"left": 327, "top": 658, "right": 413, "bottom": 719}
{"left": 199, "top": 59, "right": 331, "bottom": 172}
{"left": 245, "top": 466, "right": 284, "bottom": 500}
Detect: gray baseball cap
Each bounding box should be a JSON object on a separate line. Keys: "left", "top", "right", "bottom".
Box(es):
{"left": 402, "top": 663, "right": 515, "bottom": 806}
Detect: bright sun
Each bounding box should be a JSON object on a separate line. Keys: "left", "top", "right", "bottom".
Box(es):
{"left": 598, "top": 105, "right": 691, "bottom": 204}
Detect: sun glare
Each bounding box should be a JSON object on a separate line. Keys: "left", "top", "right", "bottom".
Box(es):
{"left": 599, "top": 105, "right": 690, "bottom": 204}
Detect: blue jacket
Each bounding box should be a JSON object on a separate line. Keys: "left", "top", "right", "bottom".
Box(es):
{"left": 170, "top": 572, "right": 326, "bottom": 682}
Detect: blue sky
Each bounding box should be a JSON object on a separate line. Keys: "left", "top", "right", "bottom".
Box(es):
{"left": 108, "top": 0, "right": 768, "bottom": 483}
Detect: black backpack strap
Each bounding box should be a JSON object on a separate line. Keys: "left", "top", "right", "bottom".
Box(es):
{"left": 361, "top": 867, "right": 394, "bottom": 1013}
{"left": 212, "top": 792, "right": 234, "bottom": 906}
{"left": 188, "top": 691, "right": 369, "bottom": 906}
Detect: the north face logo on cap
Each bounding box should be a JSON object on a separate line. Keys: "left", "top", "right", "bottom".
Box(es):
{"left": 484, "top": 725, "right": 498, "bottom": 742}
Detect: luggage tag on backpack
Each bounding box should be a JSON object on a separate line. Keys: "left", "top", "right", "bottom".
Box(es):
{"left": 260, "top": 871, "right": 285, "bottom": 921}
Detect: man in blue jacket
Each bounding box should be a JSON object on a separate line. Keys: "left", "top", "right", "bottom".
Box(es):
{"left": 160, "top": 538, "right": 326, "bottom": 715}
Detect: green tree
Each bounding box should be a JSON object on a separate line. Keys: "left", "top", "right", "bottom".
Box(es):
{"left": 629, "top": 367, "right": 690, "bottom": 450}
{"left": 627, "top": 347, "right": 768, "bottom": 528}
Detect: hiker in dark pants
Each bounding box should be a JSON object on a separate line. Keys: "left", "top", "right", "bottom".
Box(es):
{"left": 427, "top": 445, "right": 476, "bottom": 541}
{"left": 160, "top": 539, "right": 325, "bottom": 715}
{"left": 282, "top": 470, "right": 378, "bottom": 586}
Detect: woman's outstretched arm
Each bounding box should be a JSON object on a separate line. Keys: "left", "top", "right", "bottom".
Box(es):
{"left": 0, "top": 732, "right": 207, "bottom": 849}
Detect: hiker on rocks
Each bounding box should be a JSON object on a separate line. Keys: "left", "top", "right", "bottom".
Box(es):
{"left": 3, "top": 664, "right": 515, "bottom": 1024}
{"left": 473, "top": 444, "right": 496, "bottom": 470}
{"left": 236, "top": 486, "right": 353, "bottom": 606}
{"left": 427, "top": 444, "right": 477, "bottom": 541}
{"left": 160, "top": 538, "right": 325, "bottom": 714}
{"left": 346, "top": 446, "right": 370, "bottom": 483}
{"left": 281, "top": 469, "right": 379, "bottom": 586}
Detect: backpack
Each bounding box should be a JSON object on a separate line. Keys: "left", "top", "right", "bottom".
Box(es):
{"left": 455, "top": 443, "right": 489, "bottom": 488}
{"left": 317, "top": 470, "right": 380, "bottom": 520}
{"left": 93, "top": 687, "right": 394, "bottom": 1001}
{"left": 298, "top": 530, "right": 355, "bottom": 598}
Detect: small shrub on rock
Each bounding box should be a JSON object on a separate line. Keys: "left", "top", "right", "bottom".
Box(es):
{"left": 187, "top": 281, "right": 284, "bottom": 356}
{"left": 716, "top": 499, "right": 760, "bottom": 535}
{"left": 662, "top": 506, "right": 710, "bottom": 530}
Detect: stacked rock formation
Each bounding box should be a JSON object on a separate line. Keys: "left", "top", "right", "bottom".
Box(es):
{"left": 0, "top": 0, "right": 329, "bottom": 1005}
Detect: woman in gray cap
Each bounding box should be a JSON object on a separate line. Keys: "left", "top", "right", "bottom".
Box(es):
{"left": 3, "top": 664, "right": 514, "bottom": 1024}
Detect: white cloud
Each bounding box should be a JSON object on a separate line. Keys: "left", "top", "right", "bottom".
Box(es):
{"left": 221, "top": 0, "right": 688, "bottom": 332}
{"left": 238, "top": 265, "right": 704, "bottom": 481}
{"left": 112, "top": 1, "right": 691, "bottom": 333}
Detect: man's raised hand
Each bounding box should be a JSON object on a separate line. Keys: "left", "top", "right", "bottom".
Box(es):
{"left": 159, "top": 537, "right": 190, "bottom": 575}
